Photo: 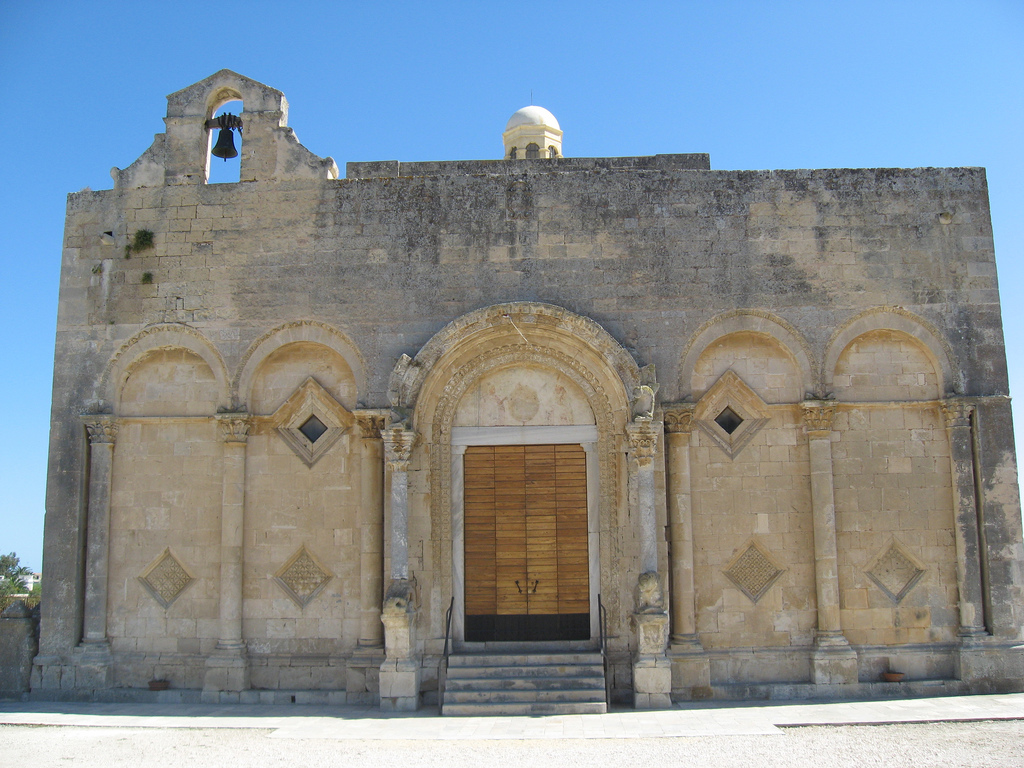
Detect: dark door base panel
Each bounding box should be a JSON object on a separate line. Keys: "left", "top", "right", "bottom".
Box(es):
{"left": 465, "top": 613, "right": 590, "bottom": 642}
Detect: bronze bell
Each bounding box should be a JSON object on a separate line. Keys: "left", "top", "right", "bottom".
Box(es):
{"left": 211, "top": 128, "right": 238, "bottom": 160}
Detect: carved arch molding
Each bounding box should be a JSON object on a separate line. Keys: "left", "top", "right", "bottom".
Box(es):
{"left": 421, "top": 342, "right": 630, "bottom": 640}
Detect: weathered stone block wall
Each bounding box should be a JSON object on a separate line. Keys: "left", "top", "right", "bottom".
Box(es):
{"left": 0, "top": 603, "right": 38, "bottom": 698}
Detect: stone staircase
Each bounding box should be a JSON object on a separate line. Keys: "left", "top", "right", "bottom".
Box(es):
{"left": 441, "top": 652, "right": 608, "bottom": 716}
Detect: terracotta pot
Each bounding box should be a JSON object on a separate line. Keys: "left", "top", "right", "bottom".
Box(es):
{"left": 882, "top": 672, "right": 905, "bottom": 683}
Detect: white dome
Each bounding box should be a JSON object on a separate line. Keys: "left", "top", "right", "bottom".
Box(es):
{"left": 505, "top": 105, "right": 560, "bottom": 132}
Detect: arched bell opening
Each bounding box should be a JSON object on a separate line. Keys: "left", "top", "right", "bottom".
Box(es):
{"left": 206, "top": 97, "right": 244, "bottom": 184}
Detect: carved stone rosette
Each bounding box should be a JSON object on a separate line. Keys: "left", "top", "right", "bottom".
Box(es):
{"left": 662, "top": 404, "right": 695, "bottom": 435}
{"left": 626, "top": 419, "right": 660, "bottom": 467}
{"left": 940, "top": 398, "right": 973, "bottom": 429}
{"left": 801, "top": 401, "right": 836, "bottom": 436}
{"left": 383, "top": 427, "right": 416, "bottom": 471}
{"left": 83, "top": 417, "right": 118, "bottom": 444}
{"left": 216, "top": 413, "right": 252, "bottom": 443}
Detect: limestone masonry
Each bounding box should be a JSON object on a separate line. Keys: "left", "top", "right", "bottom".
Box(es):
{"left": 35, "top": 70, "right": 1024, "bottom": 711}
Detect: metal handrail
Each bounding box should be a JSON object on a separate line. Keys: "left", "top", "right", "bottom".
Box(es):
{"left": 439, "top": 596, "right": 455, "bottom": 714}
{"left": 598, "top": 593, "right": 610, "bottom": 708}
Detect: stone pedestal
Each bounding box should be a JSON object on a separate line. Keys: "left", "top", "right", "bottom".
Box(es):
{"left": 74, "top": 641, "right": 114, "bottom": 690}
{"left": 811, "top": 632, "right": 859, "bottom": 685}
{"left": 202, "top": 645, "right": 250, "bottom": 699}
{"left": 668, "top": 635, "right": 711, "bottom": 699}
{"left": 346, "top": 647, "right": 385, "bottom": 705}
{"left": 380, "top": 578, "right": 420, "bottom": 711}
{"left": 632, "top": 610, "right": 671, "bottom": 708}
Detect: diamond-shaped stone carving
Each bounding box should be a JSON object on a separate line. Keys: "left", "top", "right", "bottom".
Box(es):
{"left": 139, "top": 548, "right": 195, "bottom": 608}
{"left": 272, "top": 377, "right": 354, "bottom": 467}
{"left": 866, "top": 540, "right": 926, "bottom": 603}
{"left": 274, "top": 545, "right": 333, "bottom": 608}
{"left": 724, "top": 539, "right": 785, "bottom": 603}
{"left": 694, "top": 371, "right": 770, "bottom": 459}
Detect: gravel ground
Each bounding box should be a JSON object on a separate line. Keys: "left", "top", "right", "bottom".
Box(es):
{"left": 1, "top": 720, "right": 1022, "bottom": 767}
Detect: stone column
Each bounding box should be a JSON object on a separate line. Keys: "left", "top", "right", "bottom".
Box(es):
{"left": 379, "top": 425, "right": 419, "bottom": 711}
{"left": 663, "top": 404, "right": 710, "bottom": 697}
{"left": 626, "top": 418, "right": 671, "bottom": 709}
{"left": 940, "top": 399, "right": 987, "bottom": 640}
{"left": 801, "top": 401, "right": 858, "bottom": 685}
{"left": 203, "top": 414, "right": 251, "bottom": 699}
{"left": 77, "top": 415, "right": 118, "bottom": 689}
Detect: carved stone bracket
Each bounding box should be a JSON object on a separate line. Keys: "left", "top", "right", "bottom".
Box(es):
{"left": 801, "top": 400, "right": 836, "bottom": 436}
{"left": 940, "top": 398, "right": 973, "bottom": 429}
{"left": 216, "top": 413, "right": 252, "bottom": 443}
{"left": 383, "top": 427, "right": 416, "bottom": 472}
{"left": 82, "top": 416, "right": 118, "bottom": 444}
{"left": 626, "top": 419, "right": 661, "bottom": 467}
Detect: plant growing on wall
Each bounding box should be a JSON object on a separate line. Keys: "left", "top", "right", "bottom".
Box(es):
{"left": 141, "top": 271, "right": 154, "bottom": 284}
{"left": 124, "top": 228, "right": 154, "bottom": 258}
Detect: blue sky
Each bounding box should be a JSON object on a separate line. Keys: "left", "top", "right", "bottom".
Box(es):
{"left": 1, "top": 1, "right": 1022, "bottom": 572}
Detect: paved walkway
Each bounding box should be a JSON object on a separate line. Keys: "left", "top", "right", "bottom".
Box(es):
{"left": 2, "top": 693, "right": 1023, "bottom": 739}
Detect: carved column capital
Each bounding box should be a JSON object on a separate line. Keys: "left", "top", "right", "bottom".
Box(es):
{"left": 940, "top": 398, "right": 974, "bottom": 429}
{"left": 82, "top": 416, "right": 118, "bottom": 445}
{"left": 354, "top": 411, "right": 389, "bottom": 440}
{"left": 662, "top": 404, "right": 695, "bottom": 435}
{"left": 216, "top": 413, "right": 252, "bottom": 443}
{"left": 383, "top": 427, "right": 416, "bottom": 472}
{"left": 626, "top": 419, "right": 661, "bottom": 467}
{"left": 801, "top": 400, "right": 836, "bottom": 436}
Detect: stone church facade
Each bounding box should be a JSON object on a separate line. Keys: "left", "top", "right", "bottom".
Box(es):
{"left": 35, "top": 71, "right": 1024, "bottom": 710}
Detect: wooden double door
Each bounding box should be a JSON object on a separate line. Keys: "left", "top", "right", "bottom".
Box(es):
{"left": 463, "top": 443, "right": 590, "bottom": 642}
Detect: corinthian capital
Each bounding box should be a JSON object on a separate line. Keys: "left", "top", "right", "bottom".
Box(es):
{"left": 801, "top": 401, "right": 836, "bottom": 435}
{"left": 354, "top": 411, "right": 388, "bottom": 440}
{"left": 626, "top": 419, "right": 661, "bottom": 466}
{"left": 216, "top": 413, "right": 252, "bottom": 443}
{"left": 83, "top": 416, "right": 118, "bottom": 445}
{"left": 662, "top": 404, "right": 695, "bottom": 435}
{"left": 940, "top": 398, "right": 973, "bottom": 429}
{"left": 383, "top": 427, "right": 416, "bottom": 472}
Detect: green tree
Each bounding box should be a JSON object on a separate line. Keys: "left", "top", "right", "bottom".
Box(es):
{"left": 0, "top": 552, "right": 33, "bottom": 609}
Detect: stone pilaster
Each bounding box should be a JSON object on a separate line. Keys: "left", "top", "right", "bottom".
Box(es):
{"left": 940, "top": 399, "right": 987, "bottom": 640}
{"left": 380, "top": 425, "right": 419, "bottom": 710}
{"left": 626, "top": 417, "right": 671, "bottom": 708}
{"left": 204, "top": 414, "right": 251, "bottom": 698}
{"left": 355, "top": 412, "right": 388, "bottom": 648}
{"left": 662, "top": 404, "right": 710, "bottom": 697}
{"left": 77, "top": 415, "right": 118, "bottom": 689}
{"left": 801, "top": 401, "right": 858, "bottom": 685}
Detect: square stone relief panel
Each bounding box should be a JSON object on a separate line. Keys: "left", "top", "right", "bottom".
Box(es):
{"left": 723, "top": 538, "right": 786, "bottom": 603}
{"left": 865, "top": 538, "right": 927, "bottom": 603}
{"left": 138, "top": 548, "right": 196, "bottom": 608}
{"left": 274, "top": 544, "right": 334, "bottom": 608}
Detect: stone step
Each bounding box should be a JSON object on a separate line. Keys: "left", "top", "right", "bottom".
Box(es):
{"left": 441, "top": 652, "right": 608, "bottom": 716}
{"left": 442, "top": 701, "right": 608, "bottom": 717}
{"left": 448, "top": 652, "right": 602, "bottom": 667}
{"left": 444, "top": 687, "right": 605, "bottom": 704}
{"left": 447, "top": 665, "right": 603, "bottom": 680}
{"left": 446, "top": 675, "right": 605, "bottom": 692}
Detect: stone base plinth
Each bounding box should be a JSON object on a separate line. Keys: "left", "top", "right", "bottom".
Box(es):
{"left": 379, "top": 659, "right": 420, "bottom": 711}
{"left": 74, "top": 642, "right": 113, "bottom": 690}
{"left": 202, "top": 646, "right": 250, "bottom": 695}
{"left": 669, "top": 637, "right": 711, "bottom": 699}
{"left": 346, "top": 647, "right": 385, "bottom": 705}
{"left": 812, "top": 640, "right": 859, "bottom": 685}
{"left": 633, "top": 655, "right": 672, "bottom": 709}
{"left": 957, "top": 639, "right": 1024, "bottom": 691}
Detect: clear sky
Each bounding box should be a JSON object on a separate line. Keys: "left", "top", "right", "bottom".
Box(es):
{"left": 1, "top": 1, "right": 1021, "bottom": 572}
